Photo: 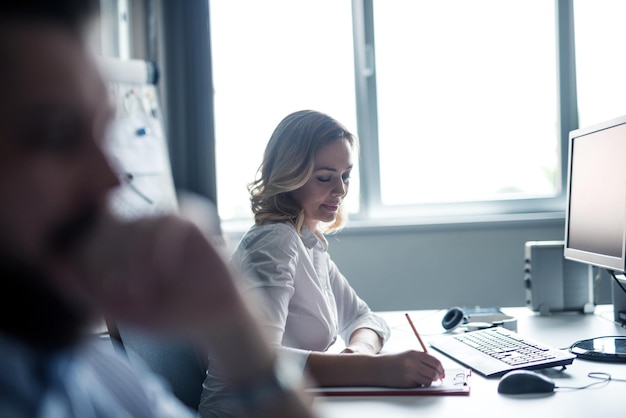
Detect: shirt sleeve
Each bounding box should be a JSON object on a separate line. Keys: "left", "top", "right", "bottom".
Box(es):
{"left": 42, "top": 341, "right": 196, "bottom": 418}
{"left": 328, "top": 258, "right": 391, "bottom": 348}
{"left": 231, "top": 225, "right": 312, "bottom": 374}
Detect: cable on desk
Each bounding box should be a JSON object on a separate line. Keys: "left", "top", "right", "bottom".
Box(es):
{"left": 556, "top": 372, "right": 626, "bottom": 391}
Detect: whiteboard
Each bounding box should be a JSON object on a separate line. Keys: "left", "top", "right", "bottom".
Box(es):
{"left": 98, "top": 57, "right": 178, "bottom": 220}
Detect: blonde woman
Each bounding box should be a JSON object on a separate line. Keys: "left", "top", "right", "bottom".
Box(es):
{"left": 199, "top": 110, "right": 444, "bottom": 417}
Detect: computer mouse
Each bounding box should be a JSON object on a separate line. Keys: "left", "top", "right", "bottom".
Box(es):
{"left": 497, "top": 370, "right": 556, "bottom": 394}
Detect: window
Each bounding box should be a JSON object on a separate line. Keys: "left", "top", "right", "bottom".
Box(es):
{"left": 574, "top": 0, "right": 626, "bottom": 128}
{"left": 373, "top": 0, "right": 558, "bottom": 206}
{"left": 210, "top": 1, "right": 594, "bottom": 225}
{"left": 209, "top": 0, "right": 358, "bottom": 221}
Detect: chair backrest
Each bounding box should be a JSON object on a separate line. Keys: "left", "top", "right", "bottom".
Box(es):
{"left": 112, "top": 323, "right": 208, "bottom": 411}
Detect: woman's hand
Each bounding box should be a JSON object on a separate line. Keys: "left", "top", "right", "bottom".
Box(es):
{"left": 372, "top": 350, "right": 445, "bottom": 388}
{"left": 307, "top": 349, "right": 445, "bottom": 388}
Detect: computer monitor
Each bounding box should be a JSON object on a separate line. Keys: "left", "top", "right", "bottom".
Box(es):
{"left": 564, "top": 115, "right": 626, "bottom": 273}
{"left": 564, "top": 114, "right": 626, "bottom": 336}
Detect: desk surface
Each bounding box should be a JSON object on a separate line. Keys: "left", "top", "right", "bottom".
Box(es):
{"left": 312, "top": 306, "right": 626, "bottom": 418}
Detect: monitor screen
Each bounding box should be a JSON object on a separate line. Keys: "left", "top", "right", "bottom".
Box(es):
{"left": 564, "top": 115, "right": 626, "bottom": 273}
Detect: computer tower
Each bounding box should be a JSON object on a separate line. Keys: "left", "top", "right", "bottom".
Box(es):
{"left": 524, "top": 240, "right": 594, "bottom": 316}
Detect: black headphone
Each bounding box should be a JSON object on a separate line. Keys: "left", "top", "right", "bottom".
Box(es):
{"left": 441, "top": 306, "right": 468, "bottom": 331}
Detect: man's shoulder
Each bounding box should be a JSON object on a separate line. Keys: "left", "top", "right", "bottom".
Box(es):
{"left": 77, "top": 339, "right": 196, "bottom": 417}
{"left": 0, "top": 335, "right": 194, "bottom": 418}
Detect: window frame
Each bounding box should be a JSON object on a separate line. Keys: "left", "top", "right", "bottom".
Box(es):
{"left": 348, "top": 0, "right": 577, "bottom": 225}
{"left": 204, "top": 0, "right": 581, "bottom": 230}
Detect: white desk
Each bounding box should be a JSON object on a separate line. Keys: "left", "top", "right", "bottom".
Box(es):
{"left": 312, "top": 306, "right": 626, "bottom": 418}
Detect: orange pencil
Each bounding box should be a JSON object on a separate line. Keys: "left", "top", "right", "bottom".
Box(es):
{"left": 405, "top": 313, "right": 428, "bottom": 352}
{"left": 405, "top": 313, "right": 444, "bottom": 382}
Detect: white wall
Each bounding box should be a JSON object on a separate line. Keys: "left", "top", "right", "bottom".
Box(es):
{"left": 223, "top": 216, "right": 613, "bottom": 313}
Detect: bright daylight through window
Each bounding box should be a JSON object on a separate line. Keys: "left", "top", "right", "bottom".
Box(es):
{"left": 209, "top": 0, "right": 358, "bottom": 222}
{"left": 573, "top": 0, "right": 626, "bottom": 129}
{"left": 209, "top": 1, "right": 597, "bottom": 223}
{"left": 374, "top": 0, "right": 558, "bottom": 206}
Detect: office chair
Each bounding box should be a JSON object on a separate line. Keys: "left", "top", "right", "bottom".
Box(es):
{"left": 108, "top": 321, "right": 208, "bottom": 412}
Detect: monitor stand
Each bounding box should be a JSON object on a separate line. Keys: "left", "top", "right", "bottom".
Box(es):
{"left": 567, "top": 275, "right": 626, "bottom": 363}
{"left": 612, "top": 274, "right": 626, "bottom": 324}
{"left": 569, "top": 335, "right": 626, "bottom": 362}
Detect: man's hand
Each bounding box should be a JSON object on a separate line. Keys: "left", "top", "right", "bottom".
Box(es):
{"left": 78, "top": 214, "right": 242, "bottom": 339}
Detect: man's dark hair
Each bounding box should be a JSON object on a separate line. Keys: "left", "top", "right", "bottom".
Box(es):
{"left": 0, "top": 0, "right": 99, "bottom": 35}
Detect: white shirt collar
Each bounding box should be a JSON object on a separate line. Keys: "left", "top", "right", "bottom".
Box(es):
{"left": 301, "top": 226, "right": 328, "bottom": 251}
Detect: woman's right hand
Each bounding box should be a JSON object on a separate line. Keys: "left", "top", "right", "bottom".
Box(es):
{"left": 372, "top": 350, "right": 445, "bottom": 388}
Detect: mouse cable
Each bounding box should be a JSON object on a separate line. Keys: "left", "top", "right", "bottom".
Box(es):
{"left": 556, "top": 372, "right": 626, "bottom": 391}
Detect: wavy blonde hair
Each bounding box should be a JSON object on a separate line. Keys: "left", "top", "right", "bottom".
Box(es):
{"left": 248, "top": 110, "right": 357, "bottom": 235}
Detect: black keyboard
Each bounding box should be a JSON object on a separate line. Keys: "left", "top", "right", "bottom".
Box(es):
{"left": 430, "top": 326, "right": 576, "bottom": 377}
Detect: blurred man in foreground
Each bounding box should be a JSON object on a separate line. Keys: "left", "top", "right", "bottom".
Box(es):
{"left": 0, "top": 1, "right": 315, "bottom": 417}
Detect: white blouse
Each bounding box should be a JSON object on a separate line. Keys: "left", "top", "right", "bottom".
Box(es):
{"left": 199, "top": 222, "right": 391, "bottom": 417}
{"left": 231, "top": 222, "right": 391, "bottom": 373}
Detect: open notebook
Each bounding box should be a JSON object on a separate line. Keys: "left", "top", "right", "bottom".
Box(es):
{"left": 307, "top": 367, "right": 471, "bottom": 397}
